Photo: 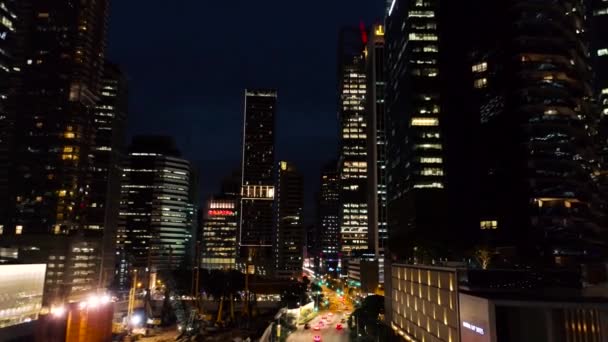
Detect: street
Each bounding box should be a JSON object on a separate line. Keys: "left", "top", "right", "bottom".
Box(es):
{"left": 287, "top": 279, "right": 353, "bottom": 342}
{"left": 287, "top": 311, "right": 349, "bottom": 342}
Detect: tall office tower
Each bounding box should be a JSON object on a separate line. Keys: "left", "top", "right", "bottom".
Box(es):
{"left": 473, "top": 1, "right": 606, "bottom": 270}
{"left": 238, "top": 89, "right": 277, "bottom": 276}
{"left": 338, "top": 27, "right": 369, "bottom": 256}
{"left": 318, "top": 162, "right": 341, "bottom": 274}
{"left": 366, "top": 24, "right": 387, "bottom": 264}
{"left": 274, "top": 161, "right": 304, "bottom": 279}
{"left": 88, "top": 62, "right": 128, "bottom": 287}
{"left": 0, "top": 0, "right": 14, "bottom": 236}
{"left": 9, "top": 0, "right": 108, "bottom": 235}
{"left": 201, "top": 197, "right": 238, "bottom": 270}
{"left": 590, "top": 0, "right": 608, "bottom": 227}
{"left": 0, "top": 0, "right": 16, "bottom": 227}
{"left": 117, "top": 136, "right": 195, "bottom": 286}
{"left": 385, "top": 0, "right": 448, "bottom": 260}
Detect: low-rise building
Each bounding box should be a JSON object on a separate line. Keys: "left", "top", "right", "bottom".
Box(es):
{"left": 388, "top": 263, "right": 608, "bottom": 342}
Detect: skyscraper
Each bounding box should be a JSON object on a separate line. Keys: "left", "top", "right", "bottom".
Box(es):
{"left": 318, "top": 161, "right": 340, "bottom": 274}
{"left": 472, "top": 0, "right": 606, "bottom": 270}
{"left": 238, "top": 89, "right": 277, "bottom": 276}
{"left": 117, "top": 136, "right": 195, "bottom": 286}
{"left": 88, "top": 61, "right": 128, "bottom": 286}
{"left": 385, "top": 0, "right": 448, "bottom": 261}
{"left": 590, "top": 0, "right": 608, "bottom": 229}
{"left": 366, "top": 24, "right": 387, "bottom": 266}
{"left": 274, "top": 161, "right": 304, "bottom": 279}
{"left": 9, "top": 0, "right": 109, "bottom": 235}
{"left": 338, "top": 27, "right": 369, "bottom": 256}
{"left": 0, "top": 0, "right": 110, "bottom": 303}
{"left": 0, "top": 0, "right": 16, "bottom": 226}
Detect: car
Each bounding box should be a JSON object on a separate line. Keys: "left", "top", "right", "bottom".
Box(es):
{"left": 336, "top": 323, "right": 343, "bottom": 330}
{"left": 313, "top": 336, "right": 322, "bottom": 342}
{"left": 304, "top": 323, "right": 310, "bottom": 330}
{"left": 313, "top": 325, "right": 321, "bottom": 331}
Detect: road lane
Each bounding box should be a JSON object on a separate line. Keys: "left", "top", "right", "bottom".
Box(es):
{"left": 287, "top": 311, "right": 349, "bottom": 342}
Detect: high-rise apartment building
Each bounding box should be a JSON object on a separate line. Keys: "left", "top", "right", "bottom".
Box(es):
{"left": 338, "top": 27, "right": 369, "bottom": 256}
{"left": 366, "top": 24, "right": 387, "bottom": 264}
{"left": 88, "top": 62, "right": 128, "bottom": 286}
{"left": 318, "top": 162, "right": 341, "bottom": 274}
{"left": 117, "top": 136, "right": 195, "bottom": 286}
{"left": 0, "top": 0, "right": 110, "bottom": 303}
{"left": 274, "top": 161, "right": 304, "bottom": 279}
{"left": 201, "top": 197, "right": 238, "bottom": 270}
{"left": 238, "top": 89, "right": 277, "bottom": 276}
{"left": 9, "top": 0, "right": 109, "bottom": 235}
{"left": 473, "top": 0, "right": 606, "bottom": 269}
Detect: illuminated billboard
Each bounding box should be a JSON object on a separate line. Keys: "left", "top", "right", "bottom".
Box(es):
{"left": 0, "top": 264, "right": 46, "bottom": 329}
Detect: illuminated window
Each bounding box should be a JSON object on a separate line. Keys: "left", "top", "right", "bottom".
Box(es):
{"left": 16, "top": 225, "right": 23, "bottom": 235}
{"left": 423, "top": 45, "right": 439, "bottom": 53}
{"left": 64, "top": 132, "right": 75, "bottom": 139}
{"left": 474, "top": 78, "right": 488, "bottom": 88}
{"left": 472, "top": 62, "right": 487, "bottom": 73}
{"left": 408, "top": 10, "right": 435, "bottom": 17}
{"left": 409, "top": 33, "right": 438, "bottom": 41}
{"left": 414, "top": 144, "right": 442, "bottom": 150}
{"left": 58, "top": 190, "right": 67, "bottom": 197}
{"left": 411, "top": 118, "right": 439, "bottom": 126}
{"left": 480, "top": 220, "right": 498, "bottom": 230}
{"left": 420, "top": 168, "right": 444, "bottom": 176}
{"left": 420, "top": 157, "right": 442, "bottom": 164}
{"left": 0, "top": 225, "right": 3, "bottom": 235}
{"left": 598, "top": 49, "right": 608, "bottom": 56}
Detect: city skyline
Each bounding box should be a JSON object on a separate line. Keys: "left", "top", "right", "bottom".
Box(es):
{"left": 106, "top": 1, "right": 385, "bottom": 223}
{"left": 1, "top": 0, "right": 608, "bottom": 341}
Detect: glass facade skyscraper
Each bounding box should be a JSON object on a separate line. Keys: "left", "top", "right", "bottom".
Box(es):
{"left": 117, "top": 136, "right": 195, "bottom": 286}
{"left": 274, "top": 161, "right": 304, "bottom": 279}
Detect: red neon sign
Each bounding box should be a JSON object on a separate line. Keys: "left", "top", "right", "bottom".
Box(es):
{"left": 208, "top": 210, "right": 235, "bottom": 216}
{"left": 360, "top": 21, "right": 368, "bottom": 45}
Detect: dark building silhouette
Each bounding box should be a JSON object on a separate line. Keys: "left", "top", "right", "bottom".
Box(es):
{"left": 472, "top": 0, "right": 606, "bottom": 271}
{"left": 590, "top": 0, "right": 608, "bottom": 230}
{"left": 88, "top": 62, "right": 128, "bottom": 287}
{"left": 117, "top": 136, "right": 196, "bottom": 287}
{"left": 0, "top": 0, "right": 16, "bottom": 224}
{"left": 318, "top": 161, "right": 341, "bottom": 274}
{"left": 385, "top": 0, "right": 450, "bottom": 261}
{"left": 238, "top": 89, "right": 277, "bottom": 276}
{"left": 274, "top": 161, "right": 304, "bottom": 279}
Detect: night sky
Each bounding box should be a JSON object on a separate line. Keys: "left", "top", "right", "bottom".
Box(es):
{"left": 107, "top": 1, "right": 384, "bottom": 223}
